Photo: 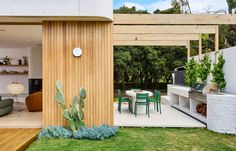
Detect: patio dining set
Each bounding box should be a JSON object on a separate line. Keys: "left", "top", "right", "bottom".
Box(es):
{"left": 118, "top": 89, "right": 161, "bottom": 117}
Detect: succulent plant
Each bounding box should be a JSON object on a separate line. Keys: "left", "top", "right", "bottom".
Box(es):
{"left": 55, "top": 80, "right": 86, "bottom": 132}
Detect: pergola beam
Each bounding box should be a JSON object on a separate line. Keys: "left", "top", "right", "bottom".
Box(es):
{"left": 114, "top": 40, "right": 188, "bottom": 46}
{"left": 199, "top": 34, "right": 202, "bottom": 60}
{"left": 114, "top": 14, "right": 236, "bottom": 25}
{"left": 187, "top": 41, "right": 191, "bottom": 60}
{"left": 114, "top": 33, "right": 200, "bottom": 41}
{"left": 114, "top": 25, "right": 217, "bottom": 34}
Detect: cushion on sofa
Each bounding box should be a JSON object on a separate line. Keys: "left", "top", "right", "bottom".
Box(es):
{"left": 0, "top": 98, "right": 14, "bottom": 117}
{"left": 0, "top": 99, "right": 14, "bottom": 108}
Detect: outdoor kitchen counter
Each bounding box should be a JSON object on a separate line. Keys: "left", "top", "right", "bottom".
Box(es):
{"left": 168, "top": 84, "right": 190, "bottom": 106}
{"left": 167, "top": 84, "right": 207, "bottom": 124}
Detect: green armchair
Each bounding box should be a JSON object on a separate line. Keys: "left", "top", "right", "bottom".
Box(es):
{"left": 0, "top": 96, "right": 14, "bottom": 117}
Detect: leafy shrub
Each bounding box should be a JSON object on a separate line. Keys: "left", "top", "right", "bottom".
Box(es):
{"left": 38, "top": 126, "right": 73, "bottom": 139}
{"left": 184, "top": 58, "right": 197, "bottom": 86}
{"left": 211, "top": 52, "right": 226, "bottom": 90}
{"left": 74, "top": 125, "right": 118, "bottom": 140}
{"left": 197, "top": 52, "right": 211, "bottom": 83}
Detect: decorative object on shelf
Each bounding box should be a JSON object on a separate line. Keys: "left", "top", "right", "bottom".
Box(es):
{"left": 18, "top": 59, "right": 22, "bottom": 65}
{"left": 0, "top": 56, "right": 11, "bottom": 65}
{"left": 1, "top": 69, "right": 7, "bottom": 73}
{"left": 22, "top": 56, "right": 28, "bottom": 66}
{"left": 211, "top": 51, "right": 226, "bottom": 91}
{"left": 23, "top": 70, "right": 28, "bottom": 73}
{"left": 202, "top": 83, "right": 218, "bottom": 94}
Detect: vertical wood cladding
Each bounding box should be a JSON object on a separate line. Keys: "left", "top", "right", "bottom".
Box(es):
{"left": 42, "top": 21, "right": 113, "bottom": 127}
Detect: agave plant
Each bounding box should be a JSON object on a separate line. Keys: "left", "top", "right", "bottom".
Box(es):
{"left": 55, "top": 80, "right": 86, "bottom": 132}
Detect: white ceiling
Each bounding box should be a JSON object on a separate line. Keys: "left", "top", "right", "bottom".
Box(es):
{"left": 0, "top": 25, "right": 41, "bottom": 48}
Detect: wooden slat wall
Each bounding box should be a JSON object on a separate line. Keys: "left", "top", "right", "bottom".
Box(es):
{"left": 42, "top": 21, "right": 113, "bottom": 127}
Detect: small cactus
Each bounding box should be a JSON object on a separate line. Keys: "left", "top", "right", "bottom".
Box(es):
{"left": 55, "top": 80, "right": 86, "bottom": 132}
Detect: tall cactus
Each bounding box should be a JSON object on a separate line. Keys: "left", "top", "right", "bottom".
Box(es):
{"left": 55, "top": 80, "right": 86, "bottom": 132}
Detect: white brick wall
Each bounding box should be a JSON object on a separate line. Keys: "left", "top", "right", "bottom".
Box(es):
{"left": 207, "top": 94, "right": 236, "bottom": 134}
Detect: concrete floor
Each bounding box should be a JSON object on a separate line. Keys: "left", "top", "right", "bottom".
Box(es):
{"left": 114, "top": 102, "right": 206, "bottom": 128}
{"left": 0, "top": 102, "right": 205, "bottom": 128}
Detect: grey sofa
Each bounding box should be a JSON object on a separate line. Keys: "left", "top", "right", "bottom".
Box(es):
{"left": 0, "top": 96, "right": 14, "bottom": 117}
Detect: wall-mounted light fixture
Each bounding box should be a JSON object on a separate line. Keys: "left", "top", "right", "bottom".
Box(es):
{"left": 73, "top": 48, "right": 82, "bottom": 57}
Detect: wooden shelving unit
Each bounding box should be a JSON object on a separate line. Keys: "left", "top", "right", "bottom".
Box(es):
{"left": 0, "top": 73, "right": 28, "bottom": 75}
{"left": 0, "top": 65, "right": 28, "bottom": 67}
{"left": 0, "top": 64, "right": 28, "bottom": 75}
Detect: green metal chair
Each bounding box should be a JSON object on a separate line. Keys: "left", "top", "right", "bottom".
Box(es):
{"left": 148, "top": 90, "right": 161, "bottom": 114}
{"left": 118, "top": 89, "right": 132, "bottom": 113}
{"left": 134, "top": 93, "right": 150, "bottom": 117}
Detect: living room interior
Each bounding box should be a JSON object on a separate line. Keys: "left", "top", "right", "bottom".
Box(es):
{"left": 0, "top": 25, "right": 42, "bottom": 128}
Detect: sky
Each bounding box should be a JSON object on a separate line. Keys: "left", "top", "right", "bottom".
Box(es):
{"left": 113, "top": 0, "right": 228, "bottom": 13}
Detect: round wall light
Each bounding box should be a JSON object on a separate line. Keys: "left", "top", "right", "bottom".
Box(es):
{"left": 73, "top": 48, "right": 82, "bottom": 57}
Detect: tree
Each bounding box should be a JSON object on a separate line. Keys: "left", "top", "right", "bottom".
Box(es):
{"left": 226, "top": 0, "right": 236, "bottom": 14}
{"left": 114, "top": 6, "right": 149, "bottom": 14}
{"left": 154, "top": 0, "right": 181, "bottom": 14}
{"left": 225, "top": 0, "right": 236, "bottom": 46}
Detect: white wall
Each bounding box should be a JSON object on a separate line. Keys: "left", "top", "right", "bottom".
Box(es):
{"left": 193, "top": 46, "right": 236, "bottom": 94}
{"left": 29, "top": 46, "right": 42, "bottom": 79}
{"left": 0, "top": 0, "right": 113, "bottom": 20}
{"left": 0, "top": 48, "right": 29, "bottom": 94}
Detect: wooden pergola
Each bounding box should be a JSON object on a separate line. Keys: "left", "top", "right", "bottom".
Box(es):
{"left": 113, "top": 14, "right": 235, "bottom": 60}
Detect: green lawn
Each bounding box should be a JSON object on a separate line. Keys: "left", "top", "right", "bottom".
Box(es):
{"left": 27, "top": 128, "right": 236, "bottom": 151}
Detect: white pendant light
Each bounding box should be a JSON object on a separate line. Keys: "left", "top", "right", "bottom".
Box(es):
{"left": 7, "top": 82, "right": 25, "bottom": 95}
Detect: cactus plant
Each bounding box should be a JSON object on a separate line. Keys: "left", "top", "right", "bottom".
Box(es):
{"left": 55, "top": 80, "right": 86, "bottom": 132}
